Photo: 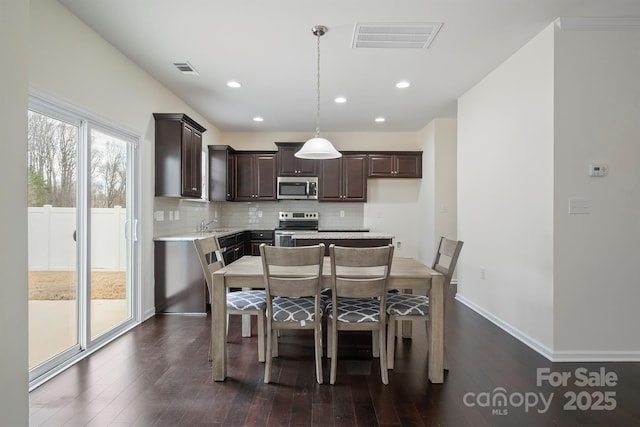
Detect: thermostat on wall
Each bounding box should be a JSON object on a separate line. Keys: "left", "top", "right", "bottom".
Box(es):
{"left": 588, "top": 164, "right": 608, "bottom": 177}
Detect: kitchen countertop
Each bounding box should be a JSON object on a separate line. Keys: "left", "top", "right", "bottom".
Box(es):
{"left": 153, "top": 228, "right": 245, "bottom": 241}
{"left": 318, "top": 228, "right": 370, "bottom": 232}
{"left": 154, "top": 229, "right": 394, "bottom": 241}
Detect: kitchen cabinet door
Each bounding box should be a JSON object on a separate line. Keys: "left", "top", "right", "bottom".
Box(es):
{"left": 208, "top": 145, "right": 235, "bottom": 201}
{"left": 276, "top": 143, "right": 318, "bottom": 176}
{"left": 318, "top": 157, "right": 342, "bottom": 201}
{"left": 250, "top": 230, "right": 274, "bottom": 255}
{"left": 180, "top": 124, "right": 202, "bottom": 197}
{"left": 255, "top": 154, "right": 277, "bottom": 199}
{"left": 319, "top": 153, "right": 367, "bottom": 202}
{"left": 234, "top": 152, "right": 276, "bottom": 201}
{"left": 342, "top": 154, "right": 367, "bottom": 200}
{"left": 368, "top": 152, "right": 422, "bottom": 178}
{"left": 154, "top": 113, "right": 206, "bottom": 198}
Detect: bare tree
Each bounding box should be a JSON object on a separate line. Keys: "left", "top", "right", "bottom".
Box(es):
{"left": 93, "top": 141, "right": 126, "bottom": 208}
{"left": 28, "top": 111, "right": 127, "bottom": 208}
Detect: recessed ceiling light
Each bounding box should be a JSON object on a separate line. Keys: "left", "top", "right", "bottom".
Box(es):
{"left": 396, "top": 81, "right": 410, "bottom": 89}
{"left": 227, "top": 81, "right": 242, "bottom": 88}
{"left": 334, "top": 96, "right": 347, "bottom": 104}
{"left": 253, "top": 117, "right": 264, "bottom": 122}
{"left": 375, "top": 117, "right": 386, "bottom": 123}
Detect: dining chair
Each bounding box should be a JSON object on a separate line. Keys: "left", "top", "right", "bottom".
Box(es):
{"left": 259, "top": 243, "right": 325, "bottom": 384}
{"left": 193, "top": 236, "right": 266, "bottom": 363}
{"left": 386, "top": 236, "right": 463, "bottom": 370}
{"left": 327, "top": 244, "right": 394, "bottom": 385}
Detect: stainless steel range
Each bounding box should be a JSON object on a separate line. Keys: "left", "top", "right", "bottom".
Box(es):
{"left": 274, "top": 211, "right": 319, "bottom": 247}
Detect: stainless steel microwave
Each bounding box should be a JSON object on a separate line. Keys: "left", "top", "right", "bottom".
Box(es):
{"left": 277, "top": 177, "right": 318, "bottom": 200}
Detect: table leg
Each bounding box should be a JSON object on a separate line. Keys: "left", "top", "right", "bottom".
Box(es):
{"left": 427, "top": 275, "right": 444, "bottom": 383}
{"left": 212, "top": 272, "right": 227, "bottom": 381}
{"left": 242, "top": 287, "right": 251, "bottom": 337}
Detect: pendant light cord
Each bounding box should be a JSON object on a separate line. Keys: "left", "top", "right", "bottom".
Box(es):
{"left": 315, "top": 30, "right": 321, "bottom": 137}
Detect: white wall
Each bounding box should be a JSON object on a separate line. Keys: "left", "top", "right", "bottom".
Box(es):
{"left": 414, "top": 119, "right": 458, "bottom": 266}
{"left": 457, "top": 24, "right": 556, "bottom": 354}
{"left": 29, "top": 0, "right": 221, "bottom": 318}
{"left": 458, "top": 20, "right": 640, "bottom": 360}
{"left": 553, "top": 27, "right": 640, "bottom": 357}
{"left": 0, "top": 0, "right": 29, "bottom": 424}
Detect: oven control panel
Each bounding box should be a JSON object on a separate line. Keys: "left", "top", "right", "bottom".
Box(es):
{"left": 278, "top": 211, "right": 318, "bottom": 221}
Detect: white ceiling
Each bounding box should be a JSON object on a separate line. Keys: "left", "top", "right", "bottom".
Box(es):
{"left": 58, "top": 0, "right": 640, "bottom": 133}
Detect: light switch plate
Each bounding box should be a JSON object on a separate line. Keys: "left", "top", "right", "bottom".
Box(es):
{"left": 569, "top": 198, "right": 591, "bottom": 214}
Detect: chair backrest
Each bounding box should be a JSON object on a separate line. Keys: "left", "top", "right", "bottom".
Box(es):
{"left": 193, "top": 236, "right": 225, "bottom": 295}
{"left": 329, "top": 244, "right": 394, "bottom": 299}
{"left": 431, "top": 237, "right": 464, "bottom": 287}
{"left": 260, "top": 244, "right": 325, "bottom": 298}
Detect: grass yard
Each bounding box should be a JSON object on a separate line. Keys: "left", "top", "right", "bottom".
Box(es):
{"left": 28, "top": 271, "right": 126, "bottom": 300}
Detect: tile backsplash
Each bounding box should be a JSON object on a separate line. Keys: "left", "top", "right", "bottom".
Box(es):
{"left": 153, "top": 198, "right": 364, "bottom": 237}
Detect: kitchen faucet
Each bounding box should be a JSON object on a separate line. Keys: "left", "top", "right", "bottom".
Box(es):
{"left": 199, "top": 218, "right": 218, "bottom": 232}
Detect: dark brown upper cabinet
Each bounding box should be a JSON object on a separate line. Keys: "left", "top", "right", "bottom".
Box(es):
{"left": 153, "top": 113, "right": 206, "bottom": 198}
{"left": 319, "top": 153, "right": 367, "bottom": 202}
{"left": 368, "top": 152, "right": 423, "bottom": 178}
{"left": 234, "top": 152, "right": 277, "bottom": 201}
{"left": 276, "top": 142, "right": 318, "bottom": 176}
{"left": 208, "top": 145, "right": 235, "bottom": 201}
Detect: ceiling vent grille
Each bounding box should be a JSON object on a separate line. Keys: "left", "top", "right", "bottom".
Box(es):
{"left": 173, "top": 62, "right": 199, "bottom": 75}
{"left": 352, "top": 22, "right": 443, "bottom": 49}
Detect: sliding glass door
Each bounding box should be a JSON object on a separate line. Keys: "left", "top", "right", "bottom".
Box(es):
{"left": 27, "top": 96, "right": 140, "bottom": 385}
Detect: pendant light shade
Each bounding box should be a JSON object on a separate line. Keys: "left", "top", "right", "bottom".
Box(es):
{"left": 296, "top": 25, "right": 342, "bottom": 160}
{"left": 295, "top": 136, "right": 342, "bottom": 159}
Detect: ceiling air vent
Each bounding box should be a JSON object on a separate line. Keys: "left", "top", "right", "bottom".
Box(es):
{"left": 352, "top": 22, "right": 443, "bottom": 49}
{"left": 173, "top": 62, "right": 199, "bottom": 75}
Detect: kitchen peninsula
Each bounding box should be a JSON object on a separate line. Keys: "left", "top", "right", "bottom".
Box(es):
{"left": 292, "top": 231, "right": 394, "bottom": 255}
{"left": 153, "top": 228, "right": 246, "bottom": 314}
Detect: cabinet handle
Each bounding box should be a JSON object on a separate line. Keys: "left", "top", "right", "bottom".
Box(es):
{"left": 192, "top": 187, "right": 197, "bottom": 191}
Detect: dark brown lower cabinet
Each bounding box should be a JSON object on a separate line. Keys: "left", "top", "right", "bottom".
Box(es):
{"left": 249, "top": 230, "right": 274, "bottom": 255}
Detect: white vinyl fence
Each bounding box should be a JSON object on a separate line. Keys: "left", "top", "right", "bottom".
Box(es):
{"left": 28, "top": 205, "right": 127, "bottom": 271}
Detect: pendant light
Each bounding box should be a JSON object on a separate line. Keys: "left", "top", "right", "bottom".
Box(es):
{"left": 295, "top": 25, "right": 342, "bottom": 160}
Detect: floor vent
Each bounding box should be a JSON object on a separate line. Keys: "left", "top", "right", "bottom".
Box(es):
{"left": 352, "top": 22, "right": 443, "bottom": 49}
{"left": 173, "top": 62, "right": 199, "bottom": 75}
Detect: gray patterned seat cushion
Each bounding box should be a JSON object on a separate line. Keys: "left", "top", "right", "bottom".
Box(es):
{"left": 326, "top": 298, "right": 381, "bottom": 323}
{"left": 227, "top": 290, "right": 267, "bottom": 311}
{"left": 271, "top": 296, "right": 324, "bottom": 322}
{"left": 386, "top": 294, "right": 429, "bottom": 316}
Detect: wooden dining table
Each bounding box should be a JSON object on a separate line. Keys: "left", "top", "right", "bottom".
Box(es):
{"left": 211, "top": 255, "right": 446, "bottom": 383}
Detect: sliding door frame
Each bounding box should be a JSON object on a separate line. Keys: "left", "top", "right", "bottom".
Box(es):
{"left": 28, "top": 88, "right": 142, "bottom": 390}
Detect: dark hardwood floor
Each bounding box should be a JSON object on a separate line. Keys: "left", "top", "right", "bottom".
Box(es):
{"left": 30, "top": 288, "right": 640, "bottom": 426}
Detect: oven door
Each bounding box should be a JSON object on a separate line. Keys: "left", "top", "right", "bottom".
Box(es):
{"left": 274, "top": 230, "right": 319, "bottom": 246}
{"left": 274, "top": 230, "right": 294, "bottom": 247}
